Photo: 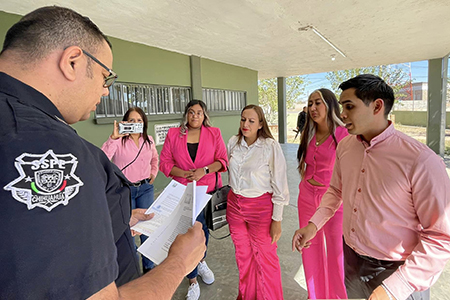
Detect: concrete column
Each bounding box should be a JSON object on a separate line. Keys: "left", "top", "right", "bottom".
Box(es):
{"left": 277, "top": 77, "right": 287, "bottom": 144}
{"left": 190, "top": 55, "right": 202, "bottom": 100}
{"left": 427, "top": 56, "right": 448, "bottom": 155}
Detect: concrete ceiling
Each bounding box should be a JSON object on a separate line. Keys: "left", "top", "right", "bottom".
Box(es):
{"left": 1, "top": 0, "right": 450, "bottom": 79}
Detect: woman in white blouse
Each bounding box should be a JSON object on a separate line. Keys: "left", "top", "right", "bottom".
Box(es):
{"left": 227, "top": 104, "right": 289, "bottom": 300}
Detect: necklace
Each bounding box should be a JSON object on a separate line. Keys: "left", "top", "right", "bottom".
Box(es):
{"left": 315, "top": 133, "right": 330, "bottom": 146}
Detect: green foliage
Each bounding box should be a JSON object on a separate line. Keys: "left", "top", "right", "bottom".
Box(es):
{"left": 325, "top": 65, "right": 411, "bottom": 99}
{"left": 258, "top": 75, "right": 308, "bottom": 124}
{"left": 447, "top": 78, "right": 450, "bottom": 101}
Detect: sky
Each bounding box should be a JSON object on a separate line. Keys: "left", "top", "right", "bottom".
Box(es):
{"left": 303, "top": 60, "right": 429, "bottom": 96}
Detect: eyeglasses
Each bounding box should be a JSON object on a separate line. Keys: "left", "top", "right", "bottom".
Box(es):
{"left": 82, "top": 50, "right": 118, "bottom": 88}
{"left": 188, "top": 110, "right": 204, "bottom": 117}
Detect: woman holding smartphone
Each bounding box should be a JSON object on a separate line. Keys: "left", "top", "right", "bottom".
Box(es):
{"left": 101, "top": 106, "right": 159, "bottom": 274}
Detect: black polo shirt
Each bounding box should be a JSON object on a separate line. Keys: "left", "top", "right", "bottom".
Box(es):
{"left": 0, "top": 72, "right": 139, "bottom": 299}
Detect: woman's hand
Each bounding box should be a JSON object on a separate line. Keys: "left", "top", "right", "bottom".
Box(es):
{"left": 182, "top": 170, "right": 194, "bottom": 179}
{"left": 186, "top": 168, "right": 206, "bottom": 181}
{"left": 270, "top": 220, "right": 282, "bottom": 244}
{"left": 148, "top": 174, "right": 156, "bottom": 184}
{"left": 110, "top": 120, "right": 127, "bottom": 140}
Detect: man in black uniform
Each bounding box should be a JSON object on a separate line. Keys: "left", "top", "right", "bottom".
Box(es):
{"left": 294, "top": 106, "right": 307, "bottom": 140}
{"left": 296, "top": 106, "right": 307, "bottom": 133}
{"left": 0, "top": 6, "right": 205, "bottom": 299}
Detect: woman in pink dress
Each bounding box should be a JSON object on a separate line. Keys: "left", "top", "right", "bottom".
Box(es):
{"left": 297, "top": 88, "right": 348, "bottom": 299}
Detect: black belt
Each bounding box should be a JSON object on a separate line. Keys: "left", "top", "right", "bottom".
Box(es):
{"left": 131, "top": 178, "right": 148, "bottom": 187}
{"left": 344, "top": 241, "right": 405, "bottom": 268}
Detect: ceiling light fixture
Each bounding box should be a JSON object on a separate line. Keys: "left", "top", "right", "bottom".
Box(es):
{"left": 299, "top": 25, "right": 347, "bottom": 58}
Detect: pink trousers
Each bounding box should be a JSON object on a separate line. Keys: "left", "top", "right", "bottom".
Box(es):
{"left": 298, "top": 180, "right": 347, "bottom": 299}
{"left": 226, "top": 191, "right": 284, "bottom": 300}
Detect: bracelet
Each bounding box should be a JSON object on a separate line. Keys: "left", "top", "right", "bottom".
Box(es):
{"left": 381, "top": 283, "right": 394, "bottom": 300}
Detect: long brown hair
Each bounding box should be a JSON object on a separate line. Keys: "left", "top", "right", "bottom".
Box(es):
{"left": 236, "top": 104, "right": 274, "bottom": 145}
{"left": 297, "top": 89, "right": 344, "bottom": 177}
{"left": 121, "top": 107, "right": 151, "bottom": 146}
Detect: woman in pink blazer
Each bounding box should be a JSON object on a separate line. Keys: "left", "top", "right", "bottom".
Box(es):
{"left": 159, "top": 100, "right": 228, "bottom": 300}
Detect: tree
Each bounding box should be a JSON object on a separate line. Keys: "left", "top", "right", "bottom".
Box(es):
{"left": 447, "top": 78, "right": 450, "bottom": 102}
{"left": 325, "top": 65, "right": 411, "bottom": 99}
{"left": 258, "top": 75, "right": 307, "bottom": 124}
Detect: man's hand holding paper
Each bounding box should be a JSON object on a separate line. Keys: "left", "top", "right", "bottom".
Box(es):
{"left": 130, "top": 180, "right": 211, "bottom": 265}
{"left": 168, "top": 221, "right": 206, "bottom": 275}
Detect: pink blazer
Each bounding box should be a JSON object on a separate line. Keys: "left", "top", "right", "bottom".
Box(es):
{"left": 159, "top": 126, "right": 228, "bottom": 193}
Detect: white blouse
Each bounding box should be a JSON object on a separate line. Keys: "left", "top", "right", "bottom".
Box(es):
{"left": 227, "top": 135, "right": 289, "bottom": 221}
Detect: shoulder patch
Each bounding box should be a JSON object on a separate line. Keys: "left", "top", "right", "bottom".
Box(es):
{"left": 4, "top": 150, "right": 84, "bottom": 212}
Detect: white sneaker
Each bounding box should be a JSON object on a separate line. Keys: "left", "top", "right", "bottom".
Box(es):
{"left": 197, "top": 261, "right": 215, "bottom": 284}
{"left": 186, "top": 282, "right": 200, "bottom": 300}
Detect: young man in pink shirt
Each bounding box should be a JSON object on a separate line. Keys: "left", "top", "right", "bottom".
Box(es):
{"left": 292, "top": 74, "right": 450, "bottom": 300}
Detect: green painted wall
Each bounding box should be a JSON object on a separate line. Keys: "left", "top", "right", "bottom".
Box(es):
{"left": 0, "top": 10, "right": 258, "bottom": 193}
{"left": 392, "top": 111, "right": 450, "bottom": 128}
{"left": 0, "top": 11, "right": 21, "bottom": 45}
{"left": 201, "top": 58, "right": 258, "bottom": 103}
{"left": 108, "top": 37, "right": 191, "bottom": 86}
{"left": 201, "top": 58, "right": 259, "bottom": 143}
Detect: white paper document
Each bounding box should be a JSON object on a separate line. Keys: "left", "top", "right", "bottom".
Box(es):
{"left": 131, "top": 179, "right": 211, "bottom": 265}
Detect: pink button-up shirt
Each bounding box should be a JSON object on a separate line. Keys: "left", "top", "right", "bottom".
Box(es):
{"left": 303, "top": 126, "right": 348, "bottom": 186}
{"left": 310, "top": 123, "right": 450, "bottom": 300}
{"left": 101, "top": 136, "right": 159, "bottom": 183}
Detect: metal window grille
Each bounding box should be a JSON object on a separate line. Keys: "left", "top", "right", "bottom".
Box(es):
{"left": 95, "top": 82, "right": 191, "bottom": 118}
{"left": 202, "top": 88, "right": 246, "bottom": 112}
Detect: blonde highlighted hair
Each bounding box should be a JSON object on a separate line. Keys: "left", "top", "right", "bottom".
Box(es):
{"left": 297, "top": 89, "right": 344, "bottom": 177}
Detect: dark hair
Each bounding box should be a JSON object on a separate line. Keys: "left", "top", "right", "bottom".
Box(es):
{"left": 1, "top": 6, "right": 111, "bottom": 62}
{"left": 297, "top": 89, "right": 344, "bottom": 177}
{"left": 180, "top": 100, "right": 211, "bottom": 135}
{"left": 236, "top": 104, "right": 274, "bottom": 145}
{"left": 339, "top": 74, "right": 395, "bottom": 117}
{"left": 121, "top": 107, "right": 151, "bottom": 146}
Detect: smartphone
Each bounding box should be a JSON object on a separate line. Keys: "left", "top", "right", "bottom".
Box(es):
{"left": 119, "top": 123, "right": 144, "bottom": 134}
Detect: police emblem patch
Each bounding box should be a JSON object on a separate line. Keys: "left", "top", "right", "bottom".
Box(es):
{"left": 4, "top": 150, "right": 84, "bottom": 212}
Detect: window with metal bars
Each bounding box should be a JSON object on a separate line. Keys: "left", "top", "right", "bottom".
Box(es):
{"left": 202, "top": 88, "right": 246, "bottom": 112}
{"left": 95, "top": 83, "right": 246, "bottom": 119}
{"left": 95, "top": 82, "right": 192, "bottom": 118}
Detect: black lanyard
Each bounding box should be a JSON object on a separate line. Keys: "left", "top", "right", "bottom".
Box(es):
{"left": 120, "top": 141, "right": 146, "bottom": 172}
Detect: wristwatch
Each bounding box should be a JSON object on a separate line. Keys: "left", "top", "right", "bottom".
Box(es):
{"left": 203, "top": 166, "right": 210, "bottom": 174}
